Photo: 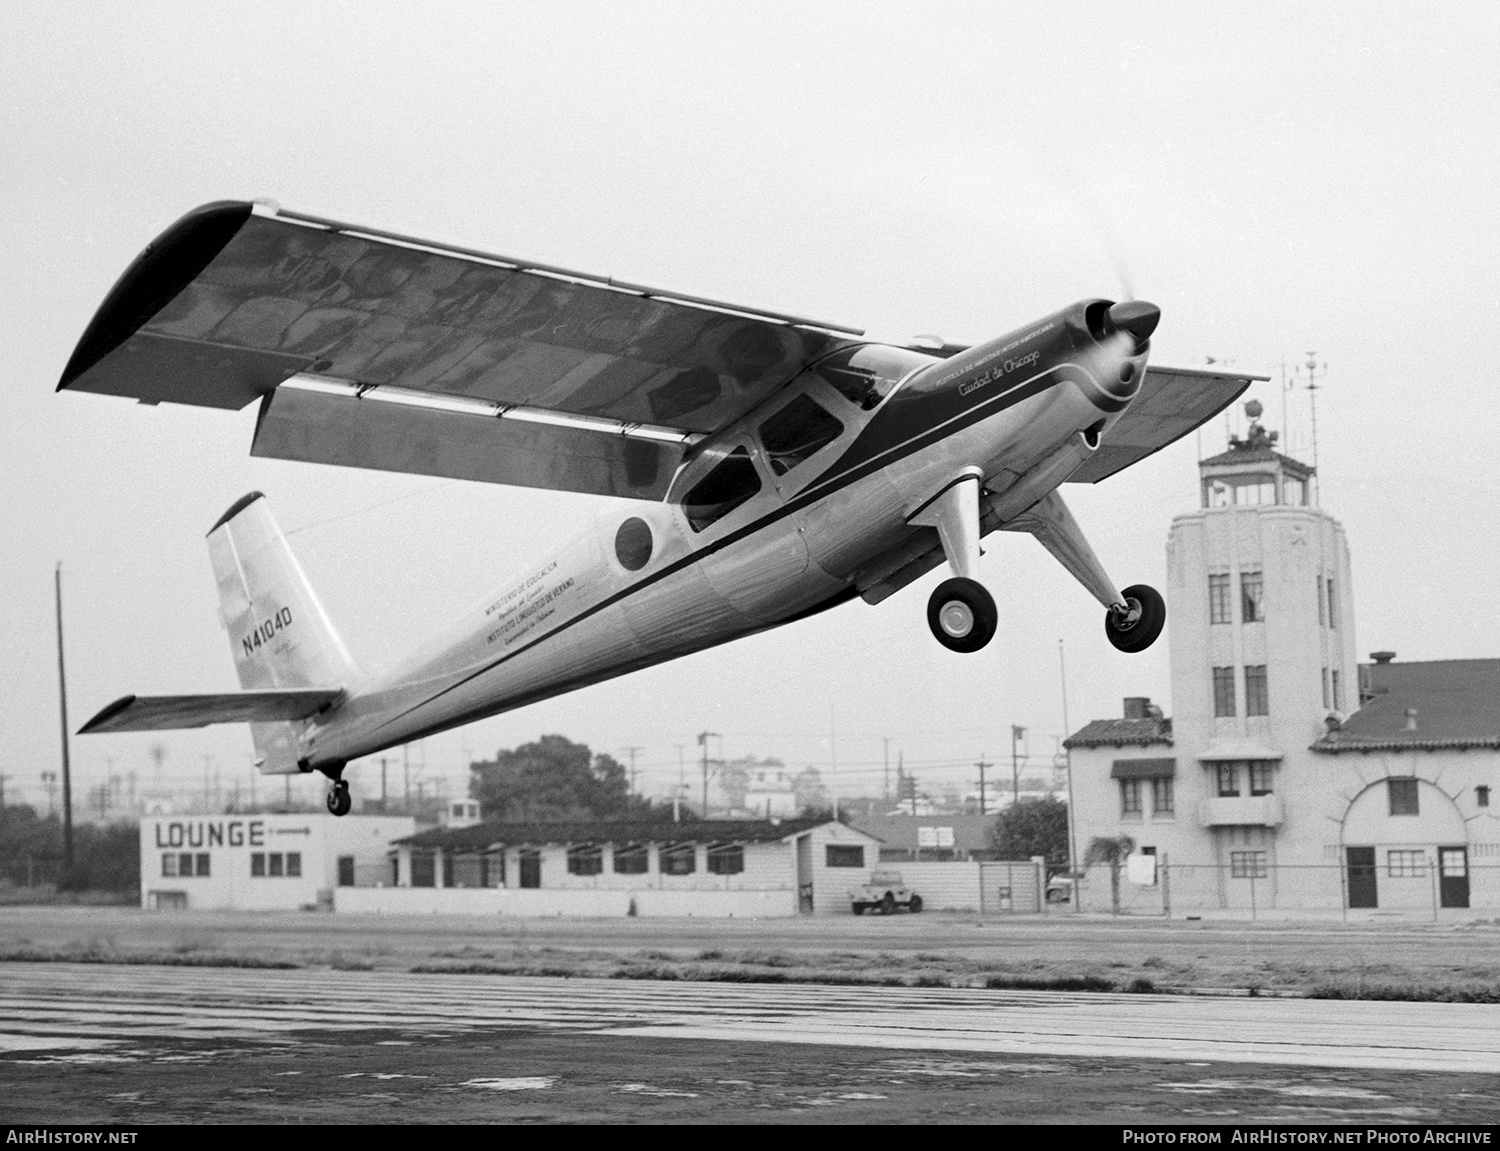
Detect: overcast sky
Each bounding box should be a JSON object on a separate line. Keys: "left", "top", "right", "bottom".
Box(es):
{"left": 3, "top": 2, "right": 1497, "bottom": 811}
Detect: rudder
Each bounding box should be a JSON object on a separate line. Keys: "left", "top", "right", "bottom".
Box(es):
{"left": 207, "top": 492, "right": 357, "bottom": 773}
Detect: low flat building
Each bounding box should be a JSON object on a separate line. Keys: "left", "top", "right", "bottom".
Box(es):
{"left": 140, "top": 812, "right": 414, "bottom": 911}
{"left": 337, "top": 817, "right": 883, "bottom": 917}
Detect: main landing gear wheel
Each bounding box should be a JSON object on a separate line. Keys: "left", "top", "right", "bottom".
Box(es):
{"left": 927, "top": 577, "right": 998, "bottom": 653}
{"left": 1104, "top": 584, "right": 1166, "bottom": 654}
{"left": 326, "top": 780, "right": 351, "bottom": 817}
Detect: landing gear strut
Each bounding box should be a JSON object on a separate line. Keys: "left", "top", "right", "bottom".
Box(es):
{"left": 911, "top": 469, "right": 999, "bottom": 654}
{"left": 326, "top": 779, "right": 351, "bottom": 817}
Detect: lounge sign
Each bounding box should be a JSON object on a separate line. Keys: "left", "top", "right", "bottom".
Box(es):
{"left": 153, "top": 820, "right": 266, "bottom": 849}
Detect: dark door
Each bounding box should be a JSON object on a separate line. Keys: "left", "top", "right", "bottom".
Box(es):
{"left": 1439, "top": 847, "right": 1470, "bottom": 909}
{"left": 519, "top": 850, "right": 542, "bottom": 889}
{"left": 337, "top": 855, "right": 355, "bottom": 887}
{"left": 1346, "top": 846, "right": 1377, "bottom": 908}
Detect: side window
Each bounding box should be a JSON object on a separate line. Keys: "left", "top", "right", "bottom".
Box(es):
{"left": 759, "top": 394, "right": 844, "bottom": 475}
{"left": 682, "top": 446, "right": 762, "bottom": 532}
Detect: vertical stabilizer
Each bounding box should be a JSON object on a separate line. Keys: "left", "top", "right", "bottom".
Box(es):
{"left": 207, "top": 492, "right": 356, "bottom": 773}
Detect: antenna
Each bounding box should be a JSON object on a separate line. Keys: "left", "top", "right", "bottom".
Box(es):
{"left": 1289, "top": 352, "right": 1327, "bottom": 505}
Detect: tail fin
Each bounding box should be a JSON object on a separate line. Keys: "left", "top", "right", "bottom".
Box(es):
{"left": 207, "top": 492, "right": 357, "bottom": 773}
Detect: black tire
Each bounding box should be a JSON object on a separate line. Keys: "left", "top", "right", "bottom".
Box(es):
{"left": 926, "top": 577, "right": 998, "bottom": 653}
{"left": 852, "top": 903, "right": 866, "bottom": 916}
{"left": 1104, "top": 583, "right": 1166, "bottom": 653}
{"left": 326, "top": 785, "right": 351, "bottom": 817}
{"left": 881, "top": 892, "right": 896, "bottom": 915}
{"left": 908, "top": 895, "right": 923, "bottom": 913}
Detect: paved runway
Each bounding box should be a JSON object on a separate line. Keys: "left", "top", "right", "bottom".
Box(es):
{"left": 3, "top": 962, "right": 1497, "bottom": 1072}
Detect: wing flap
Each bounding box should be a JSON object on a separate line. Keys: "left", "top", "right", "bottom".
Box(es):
{"left": 79, "top": 689, "right": 341, "bottom": 734}
{"left": 252, "top": 381, "right": 679, "bottom": 500}
{"left": 1067, "top": 364, "right": 1267, "bottom": 484}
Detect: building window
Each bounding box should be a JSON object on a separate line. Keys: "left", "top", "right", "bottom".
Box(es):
{"left": 613, "top": 843, "right": 649, "bottom": 875}
{"left": 707, "top": 844, "right": 745, "bottom": 875}
{"left": 660, "top": 843, "right": 697, "bottom": 876}
{"left": 1217, "top": 763, "right": 1240, "bottom": 797}
{"left": 1248, "top": 762, "right": 1274, "bottom": 796}
{"left": 1212, "top": 667, "right": 1236, "bottom": 717}
{"left": 1326, "top": 578, "right": 1338, "bottom": 628}
{"left": 1241, "top": 572, "right": 1264, "bottom": 623}
{"left": 195, "top": 853, "right": 210, "bottom": 878}
{"left": 251, "top": 852, "right": 266, "bottom": 878}
{"left": 162, "top": 853, "right": 177, "bottom": 878}
{"left": 1284, "top": 476, "right": 1307, "bottom": 505}
{"left": 1388, "top": 778, "right": 1420, "bottom": 816}
{"left": 1478, "top": 786, "right": 1491, "bottom": 808}
{"left": 338, "top": 856, "right": 355, "bottom": 887}
{"left": 1331, "top": 669, "right": 1343, "bottom": 710}
{"left": 1209, "top": 574, "right": 1231, "bottom": 624}
{"left": 1244, "top": 665, "right": 1269, "bottom": 716}
{"left": 1322, "top": 668, "right": 1330, "bottom": 708}
{"left": 410, "top": 851, "right": 436, "bottom": 887}
{"left": 1387, "top": 849, "right": 1426, "bottom": 877}
{"left": 1230, "top": 850, "right": 1267, "bottom": 878}
{"left": 566, "top": 845, "right": 603, "bottom": 876}
{"left": 268, "top": 853, "right": 284, "bottom": 877}
{"left": 1317, "top": 576, "right": 1326, "bottom": 626}
{"left": 825, "top": 845, "right": 865, "bottom": 868}
{"left": 286, "top": 853, "right": 301, "bottom": 878}
{"left": 1120, "top": 779, "right": 1143, "bottom": 816}
{"left": 1150, "top": 778, "right": 1174, "bottom": 816}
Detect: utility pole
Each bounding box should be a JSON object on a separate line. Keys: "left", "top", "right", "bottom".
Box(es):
{"left": 380, "top": 757, "right": 388, "bottom": 808}
{"left": 975, "top": 754, "right": 990, "bottom": 815}
{"left": 1011, "top": 725, "right": 1026, "bottom": 807}
{"left": 882, "top": 737, "right": 891, "bottom": 801}
{"left": 697, "top": 731, "right": 719, "bottom": 819}
{"left": 1060, "top": 639, "right": 1079, "bottom": 911}
{"left": 54, "top": 564, "right": 74, "bottom": 872}
{"left": 620, "top": 746, "right": 642, "bottom": 800}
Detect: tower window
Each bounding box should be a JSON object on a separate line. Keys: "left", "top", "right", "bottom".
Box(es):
{"left": 1245, "top": 665, "right": 1269, "bottom": 716}
{"left": 1217, "top": 763, "right": 1240, "bottom": 797}
{"left": 1208, "top": 574, "right": 1231, "bottom": 624}
{"left": 1327, "top": 578, "right": 1339, "bottom": 628}
{"left": 1477, "top": 786, "right": 1490, "bottom": 808}
{"left": 1322, "top": 668, "right": 1330, "bottom": 708}
{"left": 1212, "top": 667, "right": 1236, "bottom": 717}
{"left": 1241, "top": 572, "right": 1264, "bottom": 622}
{"left": 1331, "top": 669, "right": 1343, "bottom": 710}
{"left": 1248, "top": 762, "right": 1274, "bottom": 796}
{"left": 1317, "top": 576, "right": 1326, "bottom": 625}
{"left": 1388, "top": 778, "right": 1419, "bottom": 817}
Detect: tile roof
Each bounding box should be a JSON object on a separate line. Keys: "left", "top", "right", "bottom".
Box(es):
{"left": 1313, "top": 659, "right": 1500, "bottom": 753}
{"left": 394, "top": 817, "right": 869, "bottom": 851}
{"left": 1199, "top": 446, "right": 1314, "bottom": 476}
{"left": 1064, "top": 717, "right": 1173, "bottom": 749}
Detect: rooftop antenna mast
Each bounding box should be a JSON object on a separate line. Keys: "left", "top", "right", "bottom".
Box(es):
{"left": 1299, "top": 352, "right": 1326, "bottom": 505}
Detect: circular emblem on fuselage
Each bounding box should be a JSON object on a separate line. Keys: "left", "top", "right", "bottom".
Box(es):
{"left": 615, "top": 517, "right": 654, "bottom": 571}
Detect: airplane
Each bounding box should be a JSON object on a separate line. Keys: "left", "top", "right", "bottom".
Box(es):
{"left": 59, "top": 199, "right": 1263, "bottom": 816}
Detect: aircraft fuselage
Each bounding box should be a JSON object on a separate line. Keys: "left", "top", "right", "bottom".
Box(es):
{"left": 301, "top": 298, "right": 1147, "bottom": 769}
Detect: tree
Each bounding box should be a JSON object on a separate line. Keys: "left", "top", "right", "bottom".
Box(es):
{"left": 469, "top": 735, "right": 649, "bottom": 822}
{"left": 791, "top": 766, "right": 828, "bottom": 815}
{"left": 988, "top": 795, "right": 1070, "bottom": 871}
{"left": 1084, "top": 834, "right": 1137, "bottom": 916}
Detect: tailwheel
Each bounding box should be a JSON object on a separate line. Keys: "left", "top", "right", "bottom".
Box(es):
{"left": 1104, "top": 584, "right": 1166, "bottom": 653}
{"left": 927, "top": 577, "right": 998, "bottom": 653}
{"left": 326, "top": 780, "right": 351, "bottom": 817}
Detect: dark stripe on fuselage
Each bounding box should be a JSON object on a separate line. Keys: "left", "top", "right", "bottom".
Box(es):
{"left": 359, "top": 357, "right": 1107, "bottom": 743}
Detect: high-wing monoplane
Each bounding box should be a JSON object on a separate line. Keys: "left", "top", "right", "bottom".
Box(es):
{"left": 59, "top": 200, "right": 1262, "bottom": 814}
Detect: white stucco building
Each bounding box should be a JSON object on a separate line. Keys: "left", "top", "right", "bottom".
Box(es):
{"left": 140, "top": 812, "right": 414, "bottom": 910}
{"left": 1067, "top": 417, "right": 1498, "bottom": 915}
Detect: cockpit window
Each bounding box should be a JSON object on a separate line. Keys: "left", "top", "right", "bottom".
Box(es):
{"left": 759, "top": 394, "right": 844, "bottom": 475}
{"left": 682, "top": 446, "right": 762, "bottom": 532}
{"left": 814, "top": 345, "right": 932, "bottom": 410}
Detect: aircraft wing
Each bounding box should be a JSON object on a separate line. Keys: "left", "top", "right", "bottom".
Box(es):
{"left": 78, "top": 689, "right": 341, "bottom": 734}
{"left": 1066, "top": 364, "right": 1268, "bottom": 484}
{"left": 58, "top": 201, "right": 862, "bottom": 500}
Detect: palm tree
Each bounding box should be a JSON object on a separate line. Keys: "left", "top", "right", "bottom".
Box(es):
{"left": 1084, "top": 834, "right": 1136, "bottom": 915}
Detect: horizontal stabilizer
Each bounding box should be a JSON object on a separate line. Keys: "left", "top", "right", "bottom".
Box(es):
{"left": 79, "top": 689, "right": 341, "bottom": 734}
